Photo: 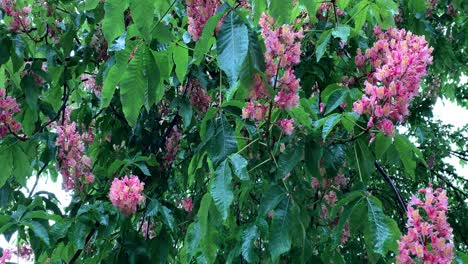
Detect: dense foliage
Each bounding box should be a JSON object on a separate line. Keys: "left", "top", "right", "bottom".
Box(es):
{"left": 0, "top": 0, "right": 467, "bottom": 263}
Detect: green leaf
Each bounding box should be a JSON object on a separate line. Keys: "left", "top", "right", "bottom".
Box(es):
{"left": 21, "top": 74, "right": 39, "bottom": 111}
{"left": 241, "top": 225, "right": 258, "bottom": 263}
{"left": 374, "top": 133, "right": 392, "bottom": 159}
{"left": 210, "top": 160, "right": 234, "bottom": 220}
{"left": 216, "top": 12, "right": 249, "bottom": 88}
{"left": 365, "top": 196, "right": 391, "bottom": 256}
{"left": 337, "top": 0, "right": 351, "bottom": 9}
{"left": 304, "top": 140, "right": 323, "bottom": 181}
{"left": 0, "top": 150, "right": 13, "bottom": 188}
{"left": 322, "top": 114, "right": 341, "bottom": 140}
{"left": 394, "top": 135, "right": 416, "bottom": 178}
{"left": 324, "top": 88, "right": 348, "bottom": 115}
{"left": 277, "top": 143, "right": 304, "bottom": 179}
{"left": 173, "top": 44, "right": 189, "bottom": 82}
{"left": 299, "top": 0, "right": 320, "bottom": 23}
{"left": 239, "top": 28, "right": 266, "bottom": 93}
{"left": 353, "top": 1, "right": 369, "bottom": 30}
{"left": 130, "top": 0, "right": 154, "bottom": 40}
{"left": 316, "top": 30, "right": 332, "bottom": 62}
{"left": 193, "top": 12, "right": 224, "bottom": 65}
{"left": 23, "top": 220, "right": 50, "bottom": 246}
{"left": 120, "top": 45, "right": 160, "bottom": 126}
{"left": 269, "top": 0, "right": 293, "bottom": 24}
{"left": 208, "top": 115, "right": 237, "bottom": 165}
{"left": 259, "top": 185, "right": 287, "bottom": 217}
{"left": 12, "top": 145, "right": 32, "bottom": 187}
{"left": 408, "top": 0, "right": 427, "bottom": 13}
{"left": 269, "top": 200, "right": 292, "bottom": 261}
{"left": 330, "top": 191, "right": 364, "bottom": 218}
{"left": 355, "top": 137, "right": 375, "bottom": 182}
{"left": 332, "top": 25, "right": 351, "bottom": 42}
{"left": 68, "top": 221, "right": 88, "bottom": 250}
{"left": 50, "top": 219, "right": 72, "bottom": 241}
{"left": 160, "top": 205, "right": 175, "bottom": 232}
{"left": 103, "top": 0, "right": 128, "bottom": 42}
{"left": 228, "top": 153, "right": 249, "bottom": 181}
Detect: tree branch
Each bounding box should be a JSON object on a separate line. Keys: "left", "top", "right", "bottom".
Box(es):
{"left": 374, "top": 161, "right": 407, "bottom": 213}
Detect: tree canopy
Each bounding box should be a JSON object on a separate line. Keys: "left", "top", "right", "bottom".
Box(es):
{"left": 0, "top": 0, "right": 466, "bottom": 263}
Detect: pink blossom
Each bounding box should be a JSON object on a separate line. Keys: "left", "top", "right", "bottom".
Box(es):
{"left": 242, "top": 102, "right": 267, "bottom": 121}
{"left": 396, "top": 185, "right": 454, "bottom": 264}
{"left": 353, "top": 27, "right": 433, "bottom": 136}
{"left": 140, "top": 219, "right": 156, "bottom": 239}
{"left": 355, "top": 48, "right": 366, "bottom": 68}
{"left": 185, "top": 79, "right": 211, "bottom": 112}
{"left": 277, "top": 119, "right": 295, "bottom": 135}
{"left": 109, "top": 175, "right": 145, "bottom": 216}
{"left": 324, "top": 191, "right": 337, "bottom": 206}
{"left": 1, "top": 0, "right": 31, "bottom": 33}
{"left": 163, "top": 126, "right": 182, "bottom": 167}
{"left": 54, "top": 110, "right": 95, "bottom": 191}
{"left": 0, "top": 88, "right": 22, "bottom": 138}
{"left": 182, "top": 197, "right": 194, "bottom": 212}
{"left": 186, "top": 0, "right": 221, "bottom": 41}
{"left": 0, "top": 248, "right": 11, "bottom": 264}
{"left": 81, "top": 74, "right": 102, "bottom": 96}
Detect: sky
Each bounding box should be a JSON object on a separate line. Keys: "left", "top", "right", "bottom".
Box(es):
{"left": 0, "top": 98, "right": 467, "bottom": 263}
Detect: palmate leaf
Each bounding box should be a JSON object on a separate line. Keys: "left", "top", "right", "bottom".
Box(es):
{"left": 129, "top": 0, "right": 154, "bottom": 41}
{"left": 216, "top": 11, "right": 249, "bottom": 89}
{"left": 269, "top": 199, "right": 292, "bottom": 261}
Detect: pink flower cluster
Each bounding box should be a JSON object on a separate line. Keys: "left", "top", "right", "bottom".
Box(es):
{"left": 316, "top": 2, "right": 344, "bottom": 21}
{"left": 81, "top": 74, "right": 102, "bottom": 96}
{"left": 182, "top": 197, "right": 193, "bottom": 212}
{"left": 242, "top": 14, "right": 303, "bottom": 124}
{"left": 163, "top": 126, "right": 182, "bottom": 167}
{"left": 0, "top": 249, "right": 11, "bottom": 264}
{"left": 185, "top": 79, "right": 211, "bottom": 112}
{"left": 313, "top": 171, "right": 350, "bottom": 245}
{"left": 353, "top": 27, "right": 433, "bottom": 136}
{"left": 140, "top": 219, "right": 156, "bottom": 239}
{"left": 54, "top": 109, "right": 95, "bottom": 190}
{"left": 1, "top": 0, "right": 31, "bottom": 33}
{"left": 186, "top": 0, "right": 221, "bottom": 41}
{"left": 277, "top": 118, "right": 295, "bottom": 135}
{"left": 15, "top": 244, "right": 33, "bottom": 261}
{"left": 397, "top": 185, "right": 454, "bottom": 264}
{"left": 109, "top": 175, "right": 145, "bottom": 216}
{"left": 0, "top": 88, "right": 22, "bottom": 138}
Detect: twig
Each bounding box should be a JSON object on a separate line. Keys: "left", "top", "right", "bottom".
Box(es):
{"left": 69, "top": 224, "right": 99, "bottom": 264}
{"left": 28, "top": 162, "right": 49, "bottom": 198}
{"left": 374, "top": 161, "right": 407, "bottom": 213}
{"left": 431, "top": 170, "right": 468, "bottom": 198}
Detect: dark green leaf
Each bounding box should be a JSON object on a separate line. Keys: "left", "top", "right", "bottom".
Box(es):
{"left": 23, "top": 220, "right": 50, "bottom": 246}
{"left": 229, "top": 153, "right": 249, "bottom": 181}
{"left": 322, "top": 114, "right": 341, "bottom": 140}
{"left": 277, "top": 143, "right": 304, "bottom": 179}
{"left": 241, "top": 225, "right": 258, "bottom": 263}
{"left": 208, "top": 115, "right": 237, "bottom": 165}
{"left": 210, "top": 160, "right": 234, "bottom": 220}
{"left": 332, "top": 25, "right": 351, "bottom": 42}
{"left": 217, "top": 12, "right": 249, "bottom": 88}
{"left": 325, "top": 88, "right": 348, "bottom": 115}
{"left": 316, "top": 30, "right": 332, "bottom": 62}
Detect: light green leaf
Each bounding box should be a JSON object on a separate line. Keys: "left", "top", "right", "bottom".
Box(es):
{"left": 173, "top": 44, "right": 189, "bottom": 82}
{"left": 103, "top": 0, "right": 128, "bottom": 42}
{"left": 12, "top": 145, "right": 32, "bottom": 187}
{"left": 210, "top": 160, "right": 234, "bottom": 220}
{"left": 353, "top": 1, "right": 369, "bottom": 30}
{"left": 160, "top": 205, "right": 175, "bottom": 232}
{"left": 217, "top": 12, "right": 249, "bottom": 88}
{"left": 130, "top": 0, "right": 154, "bottom": 40}
{"left": 337, "top": 0, "right": 351, "bottom": 9}
{"left": 269, "top": 0, "right": 293, "bottom": 24}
